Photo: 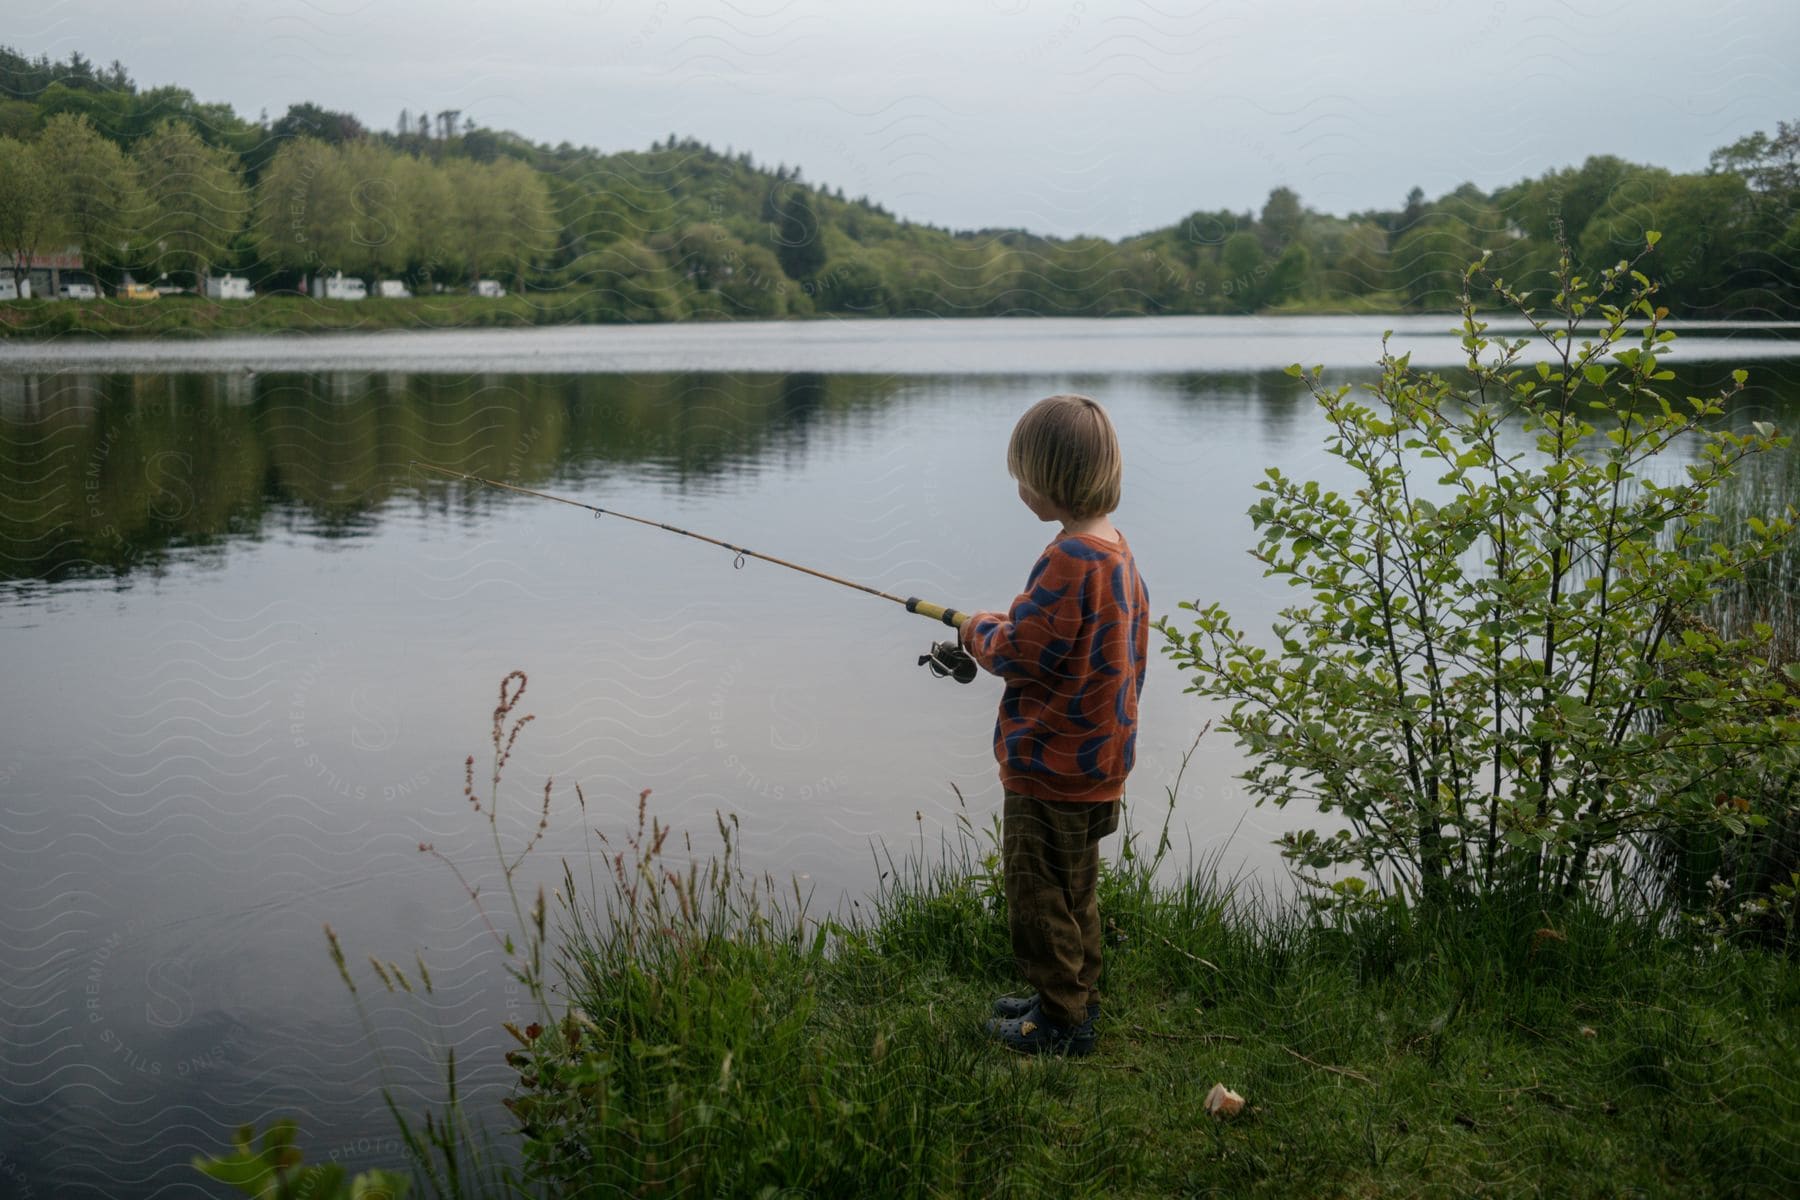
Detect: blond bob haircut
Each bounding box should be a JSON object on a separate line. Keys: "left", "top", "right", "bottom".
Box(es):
{"left": 1006, "top": 393, "right": 1122, "bottom": 519}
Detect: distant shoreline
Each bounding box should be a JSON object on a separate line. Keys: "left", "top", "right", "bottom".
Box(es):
{"left": 8, "top": 296, "right": 1798, "bottom": 345}
{"left": 0, "top": 292, "right": 1528, "bottom": 342}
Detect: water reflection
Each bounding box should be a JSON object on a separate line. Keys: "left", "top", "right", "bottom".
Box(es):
{"left": 0, "top": 371, "right": 903, "bottom": 586}
{"left": 4, "top": 361, "right": 1798, "bottom": 595}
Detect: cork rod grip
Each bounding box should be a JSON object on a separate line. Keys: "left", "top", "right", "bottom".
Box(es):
{"left": 904, "top": 597, "right": 968, "bottom": 629}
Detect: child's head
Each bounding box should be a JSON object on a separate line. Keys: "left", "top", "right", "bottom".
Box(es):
{"left": 1006, "top": 393, "right": 1122, "bottom": 520}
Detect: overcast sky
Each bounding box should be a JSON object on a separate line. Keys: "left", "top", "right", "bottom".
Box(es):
{"left": 16, "top": 0, "right": 1800, "bottom": 238}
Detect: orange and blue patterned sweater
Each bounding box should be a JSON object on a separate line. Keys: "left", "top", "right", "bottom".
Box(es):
{"left": 960, "top": 530, "right": 1149, "bottom": 803}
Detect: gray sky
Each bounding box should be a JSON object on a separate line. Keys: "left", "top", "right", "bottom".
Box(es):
{"left": 17, "top": 0, "right": 1800, "bottom": 238}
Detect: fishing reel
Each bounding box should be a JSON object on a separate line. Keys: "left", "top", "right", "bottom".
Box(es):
{"left": 918, "top": 640, "right": 978, "bottom": 685}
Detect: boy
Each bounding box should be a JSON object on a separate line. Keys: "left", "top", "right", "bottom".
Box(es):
{"left": 958, "top": 393, "right": 1149, "bottom": 1057}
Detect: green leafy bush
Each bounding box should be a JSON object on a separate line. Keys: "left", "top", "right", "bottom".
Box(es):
{"left": 193, "top": 1120, "right": 408, "bottom": 1199}
{"left": 1160, "top": 234, "right": 1800, "bottom": 906}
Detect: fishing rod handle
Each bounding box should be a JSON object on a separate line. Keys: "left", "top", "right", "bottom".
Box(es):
{"left": 905, "top": 597, "right": 968, "bottom": 629}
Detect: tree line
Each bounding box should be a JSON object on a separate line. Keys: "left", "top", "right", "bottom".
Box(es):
{"left": 0, "top": 111, "right": 553, "bottom": 294}
{"left": 1, "top": 43, "right": 1796, "bottom": 317}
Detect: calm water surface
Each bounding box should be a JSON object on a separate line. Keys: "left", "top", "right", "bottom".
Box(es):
{"left": 3, "top": 313, "right": 1796, "bottom": 376}
{"left": 1, "top": 316, "right": 1795, "bottom": 1194}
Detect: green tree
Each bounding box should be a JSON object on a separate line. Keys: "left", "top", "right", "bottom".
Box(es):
{"left": 0, "top": 136, "right": 53, "bottom": 293}
{"left": 1259, "top": 186, "right": 1304, "bottom": 251}
{"left": 445, "top": 157, "right": 510, "bottom": 285}
{"left": 251, "top": 136, "right": 352, "bottom": 276}
{"left": 492, "top": 157, "right": 556, "bottom": 292}
{"left": 1390, "top": 190, "right": 1508, "bottom": 310}
{"left": 773, "top": 186, "right": 825, "bottom": 282}
{"left": 1390, "top": 218, "right": 1464, "bottom": 309}
{"left": 31, "top": 81, "right": 134, "bottom": 145}
{"left": 1161, "top": 238, "right": 1799, "bottom": 905}
{"left": 1397, "top": 186, "right": 1427, "bottom": 236}
{"left": 1265, "top": 242, "right": 1311, "bottom": 306}
{"left": 0, "top": 98, "right": 38, "bottom": 139}
{"left": 1554, "top": 155, "right": 1644, "bottom": 250}
{"left": 132, "top": 118, "right": 247, "bottom": 285}
{"left": 817, "top": 253, "right": 891, "bottom": 314}
{"left": 1708, "top": 120, "right": 1800, "bottom": 195}
{"left": 561, "top": 237, "right": 686, "bottom": 322}
{"left": 881, "top": 244, "right": 955, "bottom": 314}
{"left": 1696, "top": 121, "right": 1799, "bottom": 313}
{"left": 1044, "top": 237, "right": 1113, "bottom": 314}
{"left": 1220, "top": 231, "right": 1265, "bottom": 312}
{"left": 1326, "top": 221, "right": 1390, "bottom": 295}
{"left": 723, "top": 241, "right": 792, "bottom": 316}
{"left": 659, "top": 223, "right": 789, "bottom": 317}
{"left": 34, "top": 112, "right": 143, "bottom": 273}
{"left": 269, "top": 101, "right": 365, "bottom": 146}
{"left": 340, "top": 139, "right": 409, "bottom": 280}
{"left": 552, "top": 169, "right": 656, "bottom": 259}
{"left": 1578, "top": 172, "right": 1753, "bottom": 313}
{"left": 394, "top": 153, "right": 455, "bottom": 285}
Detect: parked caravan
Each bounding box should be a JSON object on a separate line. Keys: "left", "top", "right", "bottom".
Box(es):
{"left": 471, "top": 279, "right": 505, "bottom": 298}
{"left": 375, "top": 280, "right": 412, "bottom": 299}
{"left": 313, "top": 273, "right": 367, "bottom": 301}
{"left": 205, "top": 274, "right": 254, "bottom": 300}
{"left": 0, "top": 278, "right": 32, "bottom": 300}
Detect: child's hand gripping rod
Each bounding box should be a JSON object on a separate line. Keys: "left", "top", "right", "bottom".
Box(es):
{"left": 412, "top": 461, "right": 982, "bottom": 684}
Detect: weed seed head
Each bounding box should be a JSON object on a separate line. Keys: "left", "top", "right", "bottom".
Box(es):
{"left": 324, "top": 922, "right": 355, "bottom": 994}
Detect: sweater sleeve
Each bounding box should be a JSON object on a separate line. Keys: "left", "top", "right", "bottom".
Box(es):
{"left": 959, "top": 545, "right": 1089, "bottom": 683}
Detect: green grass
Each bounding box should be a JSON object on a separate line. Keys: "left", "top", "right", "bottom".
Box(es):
{"left": 0, "top": 293, "right": 558, "bottom": 338}
{"left": 282, "top": 673, "right": 1798, "bottom": 1198}
{"left": 1264, "top": 289, "right": 1417, "bottom": 316}
{"left": 499, "top": 800, "right": 1800, "bottom": 1198}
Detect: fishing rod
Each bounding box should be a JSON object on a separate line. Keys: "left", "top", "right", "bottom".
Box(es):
{"left": 411, "top": 461, "right": 979, "bottom": 684}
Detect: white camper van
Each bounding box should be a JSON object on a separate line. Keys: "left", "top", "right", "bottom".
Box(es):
{"left": 471, "top": 279, "right": 505, "bottom": 298}
{"left": 205, "top": 274, "right": 254, "bottom": 301}
{"left": 375, "top": 280, "right": 412, "bottom": 299}
{"left": 0, "top": 278, "right": 32, "bottom": 300}
{"left": 313, "top": 273, "right": 367, "bottom": 301}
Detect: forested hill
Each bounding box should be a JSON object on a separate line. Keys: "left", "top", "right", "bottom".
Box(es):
{"left": 2, "top": 45, "right": 1796, "bottom": 319}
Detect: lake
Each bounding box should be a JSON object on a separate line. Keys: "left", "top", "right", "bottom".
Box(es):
{"left": 2, "top": 315, "right": 1796, "bottom": 1194}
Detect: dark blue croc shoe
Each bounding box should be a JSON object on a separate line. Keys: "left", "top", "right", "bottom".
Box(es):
{"left": 984, "top": 1001, "right": 1096, "bottom": 1057}
{"left": 992, "top": 993, "right": 1101, "bottom": 1022}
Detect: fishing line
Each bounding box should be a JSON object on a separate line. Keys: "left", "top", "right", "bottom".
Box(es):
{"left": 411, "top": 461, "right": 979, "bottom": 683}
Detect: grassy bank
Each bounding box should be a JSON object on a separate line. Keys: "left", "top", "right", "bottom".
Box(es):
{"left": 0, "top": 293, "right": 552, "bottom": 338}
{"left": 0, "top": 294, "right": 1441, "bottom": 341}
{"left": 472, "top": 800, "right": 1800, "bottom": 1199}
{"left": 1265, "top": 289, "right": 1414, "bottom": 315}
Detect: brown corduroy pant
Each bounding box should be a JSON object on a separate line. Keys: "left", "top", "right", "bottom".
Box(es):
{"left": 1001, "top": 791, "right": 1121, "bottom": 1028}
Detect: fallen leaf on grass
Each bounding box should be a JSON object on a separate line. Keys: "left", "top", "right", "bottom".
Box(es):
{"left": 1204, "top": 1082, "right": 1245, "bottom": 1118}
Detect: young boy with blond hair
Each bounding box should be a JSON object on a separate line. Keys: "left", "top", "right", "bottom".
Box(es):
{"left": 958, "top": 393, "right": 1149, "bottom": 1056}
